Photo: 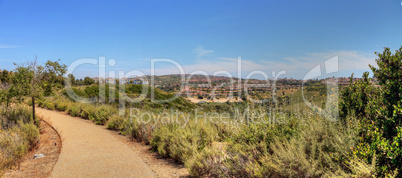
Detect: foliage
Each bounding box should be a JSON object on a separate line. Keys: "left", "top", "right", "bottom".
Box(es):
{"left": 83, "top": 77, "right": 95, "bottom": 85}
{"left": 340, "top": 47, "right": 402, "bottom": 176}
{"left": 0, "top": 105, "right": 39, "bottom": 172}
{"left": 339, "top": 72, "right": 376, "bottom": 119}
{"left": 89, "top": 105, "right": 116, "bottom": 125}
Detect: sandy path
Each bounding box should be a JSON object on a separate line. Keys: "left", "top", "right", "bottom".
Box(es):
{"left": 36, "top": 107, "right": 156, "bottom": 177}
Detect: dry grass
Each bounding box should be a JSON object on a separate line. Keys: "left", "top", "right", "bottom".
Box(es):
{"left": 0, "top": 105, "right": 39, "bottom": 173}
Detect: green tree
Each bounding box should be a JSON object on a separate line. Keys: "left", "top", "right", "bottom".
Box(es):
{"left": 42, "top": 59, "right": 67, "bottom": 96}
{"left": 369, "top": 47, "right": 402, "bottom": 137}
{"left": 8, "top": 58, "right": 66, "bottom": 121}
{"left": 0, "top": 69, "right": 12, "bottom": 83}
{"left": 343, "top": 47, "right": 402, "bottom": 176}
{"left": 67, "top": 73, "right": 76, "bottom": 85}
{"left": 84, "top": 77, "right": 95, "bottom": 85}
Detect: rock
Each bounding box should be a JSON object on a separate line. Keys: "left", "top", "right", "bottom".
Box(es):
{"left": 33, "top": 154, "right": 45, "bottom": 159}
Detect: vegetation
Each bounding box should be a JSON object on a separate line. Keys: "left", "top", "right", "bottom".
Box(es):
{"left": 1, "top": 46, "right": 402, "bottom": 177}
{"left": 0, "top": 105, "right": 39, "bottom": 173}
{"left": 340, "top": 47, "right": 402, "bottom": 176}
{"left": 0, "top": 58, "right": 65, "bottom": 173}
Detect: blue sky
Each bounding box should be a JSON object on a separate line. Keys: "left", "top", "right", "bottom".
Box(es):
{"left": 0, "top": 0, "right": 401, "bottom": 79}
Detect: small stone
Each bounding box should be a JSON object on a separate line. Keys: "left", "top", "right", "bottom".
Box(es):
{"left": 33, "top": 154, "right": 45, "bottom": 159}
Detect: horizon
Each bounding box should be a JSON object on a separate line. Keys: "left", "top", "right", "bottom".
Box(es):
{"left": 1, "top": 0, "right": 402, "bottom": 79}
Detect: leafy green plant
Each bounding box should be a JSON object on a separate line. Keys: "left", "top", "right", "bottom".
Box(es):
{"left": 341, "top": 47, "right": 402, "bottom": 176}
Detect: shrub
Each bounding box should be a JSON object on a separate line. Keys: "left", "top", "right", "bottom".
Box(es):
{"left": 0, "top": 105, "right": 39, "bottom": 172}
{"left": 19, "top": 122, "right": 40, "bottom": 149}
{"left": 262, "top": 117, "right": 366, "bottom": 177}
{"left": 54, "top": 101, "right": 68, "bottom": 111}
{"left": 89, "top": 105, "right": 115, "bottom": 125}
{"left": 151, "top": 122, "right": 218, "bottom": 163}
{"left": 106, "top": 114, "right": 127, "bottom": 131}
{"left": 186, "top": 146, "right": 227, "bottom": 177}
{"left": 67, "top": 105, "right": 81, "bottom": 117}
{"left": 0, "top": 105, "right": 32, "bottom": 129}
{"left": 80, "top": 105, "right": 96, "bottom": 119}
{"left": 46, "top": 102, "right": 55, "bottom": 110}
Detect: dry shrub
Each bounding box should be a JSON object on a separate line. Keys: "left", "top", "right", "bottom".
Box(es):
{"left": 0, "top": 105, "right": 39, "bottom": 172}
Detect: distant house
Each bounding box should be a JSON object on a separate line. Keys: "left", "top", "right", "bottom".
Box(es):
{"left": 92, "top": 76, "right": 148, "bottom": 85}
{"left": 93, "top": 77, "right": 105, "bottom": 83}
{"left": 128, "top": 77, "right": 145, "bottom": 84}
{"left": 120, "top": 77, "right": 128, "bottom": 84}
{"left": 106, "top": 77, "right": 115, "bottom": 84}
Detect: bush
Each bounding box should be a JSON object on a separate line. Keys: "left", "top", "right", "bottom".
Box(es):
{"left": 19, "top": 122, "right": 40, "bottom": 149}
{"left": 67, "top": 105, "right": 81, "bottom": 117}
{"left": 89, "top": 105, "right": 115, "bottom": 125}
{"left": 55, "top": 101, "right": 68, "bottom": 111}
{"left": 80, "top": 105, "right": 96, "bottom": 119}
{"left": 46, "top": 102, "right": 55, "bottom": 110}
{"left": 0, "top": 105, "right": 33, "bottom": 129}
{"left": 186, "top": 146, "right": 227, "bottom": 177}
{"left": 151, "top": 122, "right": 218, "bottom": 163}
{"left": 0, "top": 105, "right": 39, "bottom": 172}
{"left": 262, "top": 117, "right": 366, "bottom": 177}
{"left": 106, "top": 114, "right": 127, "bottom": 131}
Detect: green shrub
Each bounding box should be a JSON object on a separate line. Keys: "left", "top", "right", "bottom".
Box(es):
{"left": 151, "top": 122, "right": 218, "bottom": 163}
{"left": 261, "top": 117, "right": 366, "bottom": 177}
{"left": 186, "top": 146, "right": 227, "bottom": 177}
{"left": 46, "top": 102, "right": 55, "bottom": 110}
{"left": 106, "top": 114, "right": 127, "bottom": 130}
{"left": 0, "top": 105, "right": 32, "bottom": 129}
{"left": 67, "top": 105, "right": 81, "bottom": 117}
{"left": 54, "top": 101, "right": 68, "bottom": 111}
{"left": 89, "top": 105, "right": 115, "bottom": 125}
{"left": 19, "top": 122, "right": 40, "bottom": 149}
{"left": 80, "top": 105, "right": 96, "bottom": 119}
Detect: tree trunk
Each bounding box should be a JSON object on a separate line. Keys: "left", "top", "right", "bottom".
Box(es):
{"left": 32, "top": 96, "right": 36, "bottom": 122}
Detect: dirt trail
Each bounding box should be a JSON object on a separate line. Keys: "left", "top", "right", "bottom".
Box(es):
{"left": 36, "top": 107, "right": 156, "bottom": 177}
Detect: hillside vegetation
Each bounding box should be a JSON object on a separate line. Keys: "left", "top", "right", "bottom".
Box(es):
{"left": 1, "top": 47, "right": 402, "bottom": 177}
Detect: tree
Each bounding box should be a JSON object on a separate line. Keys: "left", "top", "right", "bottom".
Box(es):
{"left": 369, "top": 47, "right": 402, "bottom": 129}
{"left": 0, "top": 69, "right": 11, "bottom": 83}
{"left": 42, "top": 59, "right": 67, "bottom": 96}
{"left": 67, "top": 74, "right": 76, "bottom": 85}
{"left": 9, "top": 58, "right": 66, "bottom": 122}
{"left": 343, "top": 47, "right": 402, "bottom": 176}
{"left": 84, "top": 77, "right": 95, "bottom": 85}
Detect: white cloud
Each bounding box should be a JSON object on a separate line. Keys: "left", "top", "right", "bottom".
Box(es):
{"left": 0, "top": 44, "right": 21, "bottom": 49}
{"left": 193, "top": 46, "right": 213, "bottom": 58}
{"left": 146, "top": 50, "right": 377, "bottom": 79}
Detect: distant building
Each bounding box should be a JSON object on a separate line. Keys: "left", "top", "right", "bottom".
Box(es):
{"left": 93, "top": 77, "right": 105, "bottom": 83}
{"left": 93, "top": 76, "right": 147, "bottom": 85}
{"left": 120, "top": 77, "right": 128, "bottom": 84}
{"left": 106, "top": 77, "right": 115, "bottom": 84}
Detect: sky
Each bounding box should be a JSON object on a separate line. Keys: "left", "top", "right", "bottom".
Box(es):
{"left": 0, "top": 0, "right": 401, "bottom": 79}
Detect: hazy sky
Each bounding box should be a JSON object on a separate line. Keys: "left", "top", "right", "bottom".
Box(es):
{"left": 0, "top": 0, "right": 401, "bottom": 79}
